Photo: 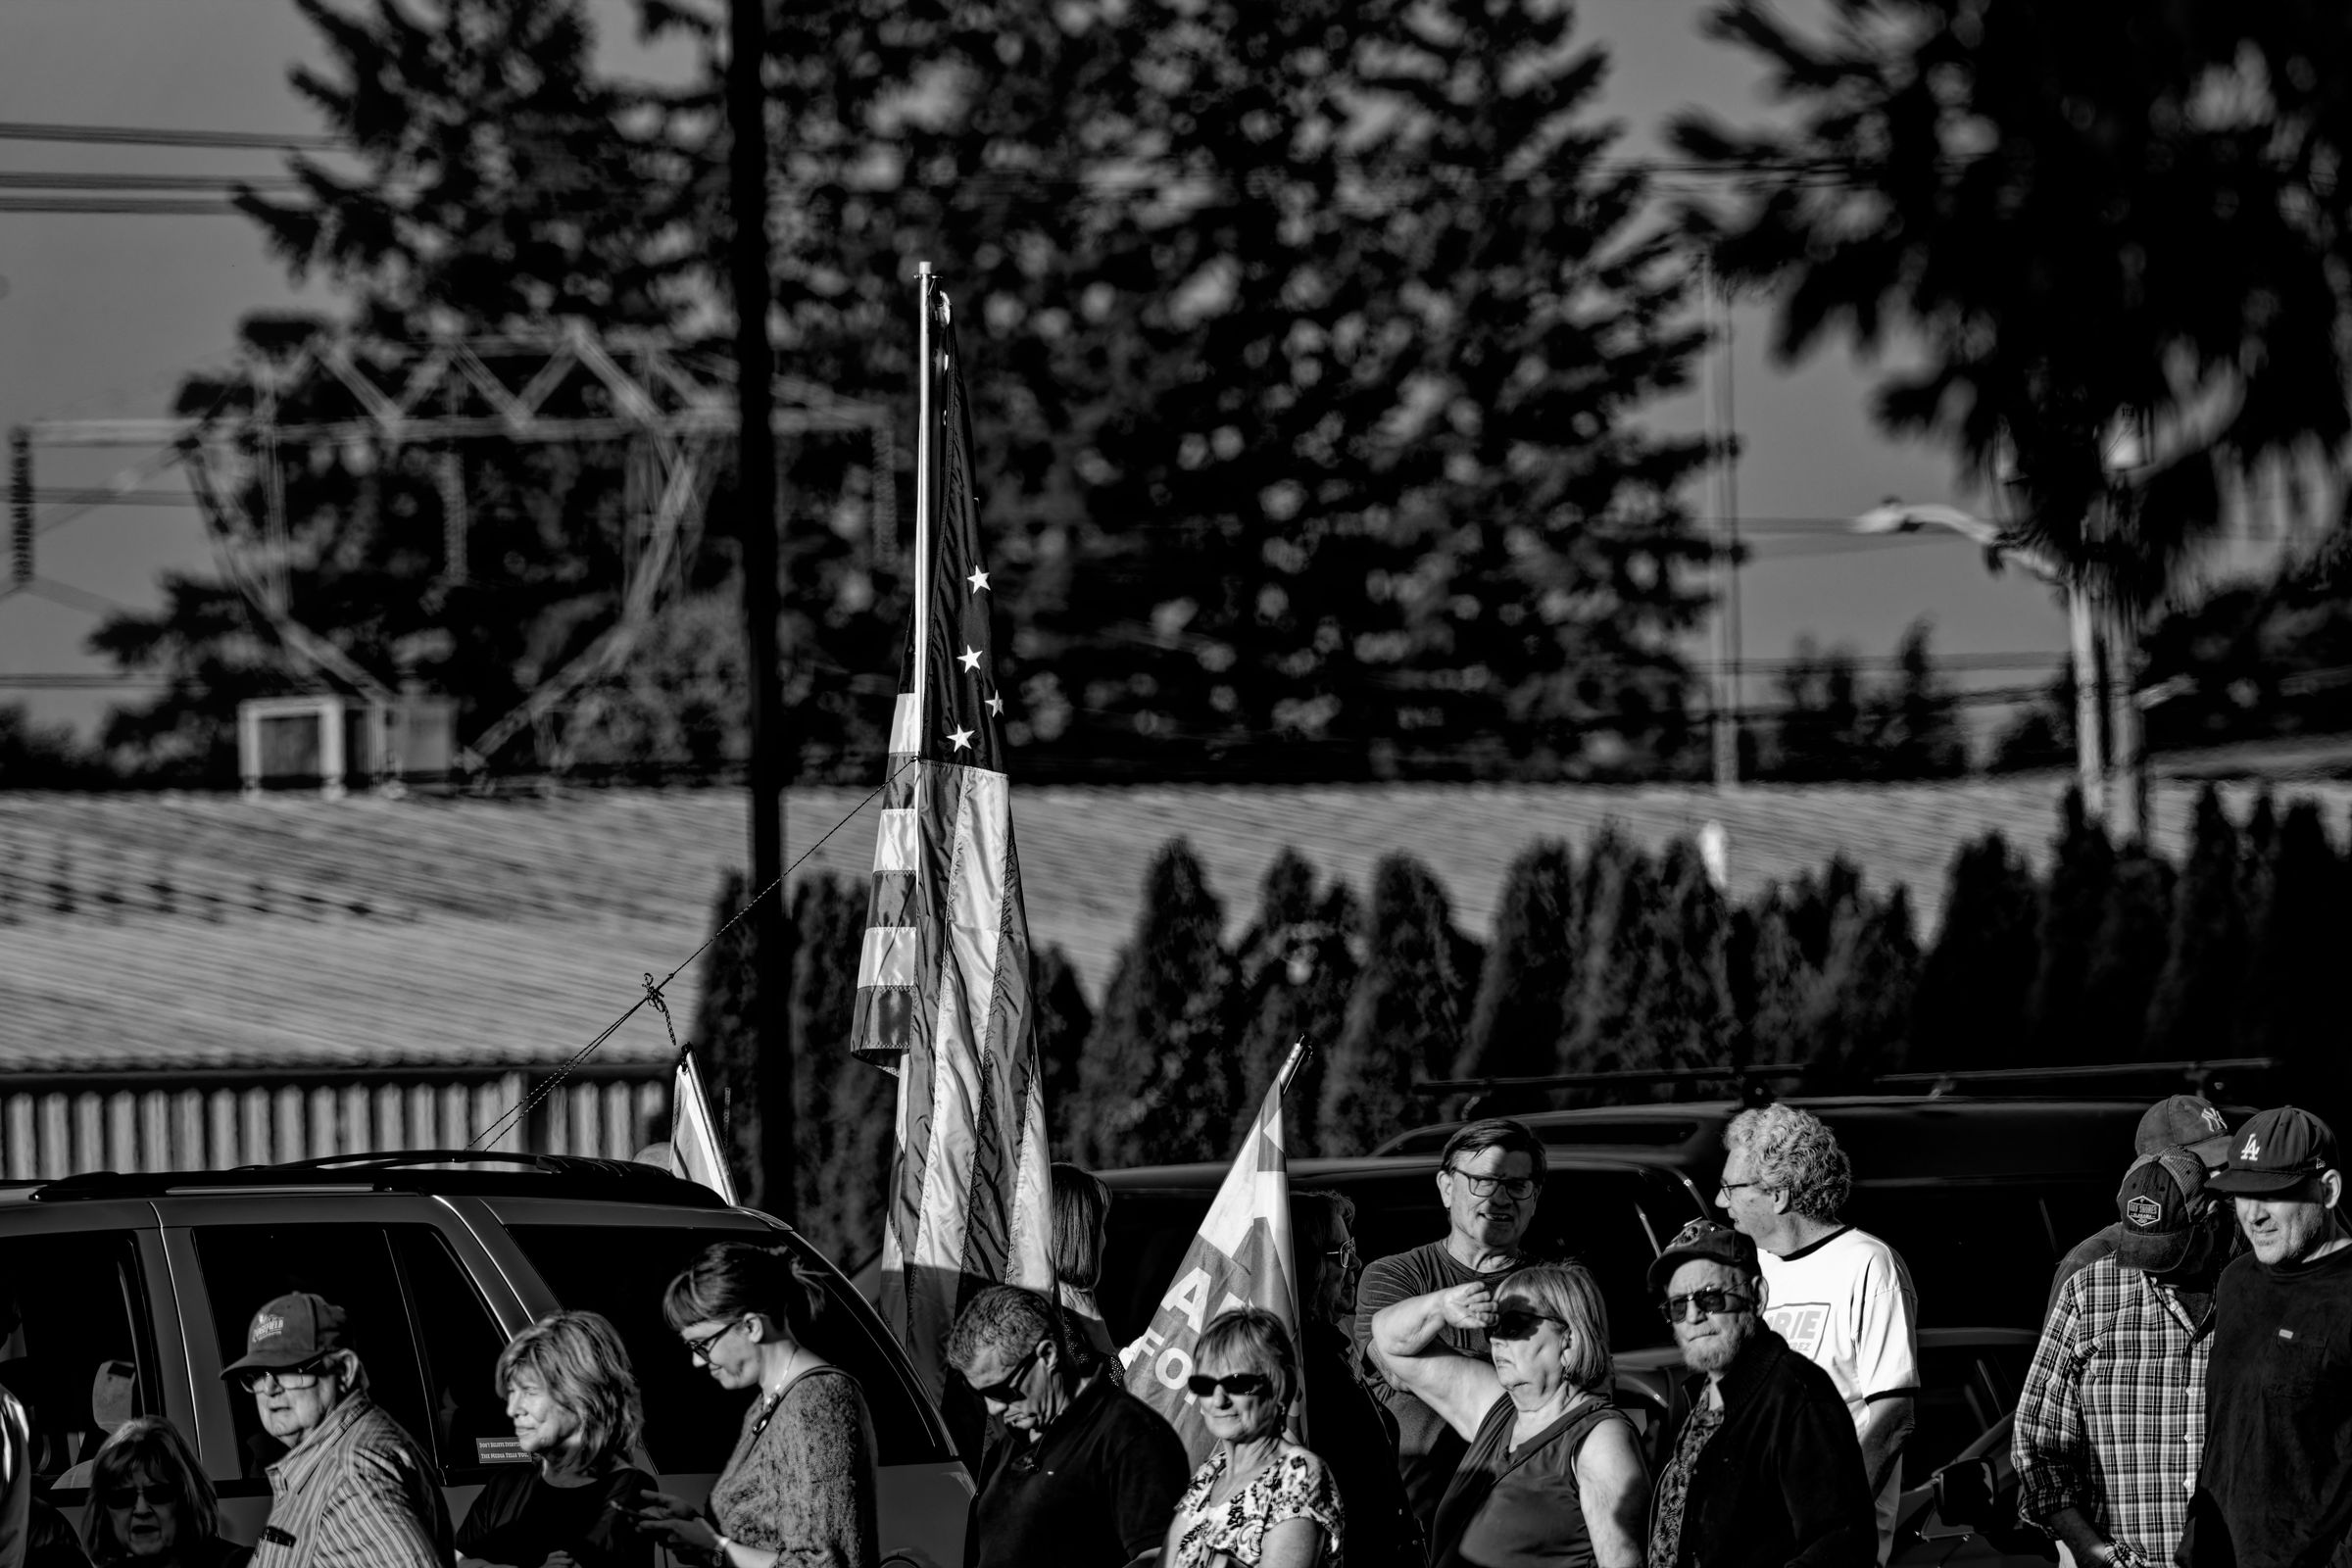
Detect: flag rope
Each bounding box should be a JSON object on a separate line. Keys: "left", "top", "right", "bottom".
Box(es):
{"left": 466, "top": 756, "right": 912, "bottom": 1152}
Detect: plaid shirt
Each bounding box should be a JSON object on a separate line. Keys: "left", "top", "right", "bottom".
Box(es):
{"left": 254, "top": 1394, "right": 447, "bottom": 1568}
{"left": 2013, "top": 1255, "right": 2212, "bottom": 1567}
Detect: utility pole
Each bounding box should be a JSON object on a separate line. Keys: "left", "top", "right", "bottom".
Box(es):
{"left": 1703, "top": 261, "right": 1742, "bottom": 788}
{"left": 729, "top": 0, "right": 790, "bottom": 1216}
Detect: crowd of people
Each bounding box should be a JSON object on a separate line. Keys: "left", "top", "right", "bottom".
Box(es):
{"left": 2, "top": 1093, "right": 2348, "bottom": 1568}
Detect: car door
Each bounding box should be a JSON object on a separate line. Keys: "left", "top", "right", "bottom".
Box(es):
{"left": 154, "top": 1189, "right": 529, "bottom": 1544}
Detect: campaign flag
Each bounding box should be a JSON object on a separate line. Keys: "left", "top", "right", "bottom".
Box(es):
{"left": 1120, "top": 1043, "right": 1307, "bottom": 1463}
{"left": 668, "top": 1048, "right": 739, "bottom": 1207}
{"left": 853, "top": 272, "right": 1053, "bottom": 1400}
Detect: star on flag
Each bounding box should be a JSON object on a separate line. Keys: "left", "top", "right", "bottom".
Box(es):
{"left": 967, "top": 567, "right": 991, "bottom": 593}
{"left": 958, "top": 645, "right": 983, "bottom": 673}
{"left": 947, "top": 725, "right": 974, "bottom": 752}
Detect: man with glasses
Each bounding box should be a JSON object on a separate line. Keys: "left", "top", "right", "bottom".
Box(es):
{"left": 220, "top": 1292, "right": 447, "bottom": 1568}
{"left": 1646, "top": 1220, "right": 1875, "bottom": 1568}
{"left": 946, "top": 1284, "right": 1185, "bottom": 1568}
{"left": 1354, "top": 1117, "right": 1547, "bottom": 1535}
{"left": 1719, "top": 1104, "right": 1917, "bottom": 1565}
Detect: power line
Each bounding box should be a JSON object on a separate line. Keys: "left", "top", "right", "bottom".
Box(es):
{"left": 0, "top": 196, "right": 239, "bottom": 217}
{"left": 0, "top": 120, "right": 340, "bottom": 152}
{"left": 0, "top": 172, "right": 299, "bottom": 193}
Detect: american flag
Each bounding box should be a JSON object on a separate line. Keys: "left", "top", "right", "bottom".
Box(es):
{"left": 853, "top": 278, "right": 1053, "bottom": 1399}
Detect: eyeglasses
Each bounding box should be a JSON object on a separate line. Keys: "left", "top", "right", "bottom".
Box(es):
{"left": 1659, "top": 1289, "right": 1754, "bottom": 1324}
{"left": 964, "top": 1342, "right": 1046, "bottom": 1403}
{"left": 234, "top": 1358, "right": 332, "bottom": 1394}
{"left": 1323, "top": 1241, "right": 1360, "bottom": 1266}
{"left": 100, "top": 1484, "right": 175, "bottom": 1510}
{"left": 1186, "top": 1372, "right": 1275, "bottom": 1399}
{"left": 1488, "top": 1308, "right": 1567, "bottom": 1343}
{"left": 1717, "top": 1179, "right": 1764, "bottom": 1196}
{"left": 1444, "top": 1167, "right": 1541, "bottom": 1201}
{"left": 682, "top": 1315, "right": 751, "bottom": 1366}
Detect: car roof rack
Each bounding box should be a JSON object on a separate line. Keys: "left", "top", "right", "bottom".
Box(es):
{"left": 26, "top": 1149, "right": 733, "bottom": 1207}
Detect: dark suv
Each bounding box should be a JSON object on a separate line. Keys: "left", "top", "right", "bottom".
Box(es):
{"left": 0, "top": 1152, "right": 965, "bottom": 1567}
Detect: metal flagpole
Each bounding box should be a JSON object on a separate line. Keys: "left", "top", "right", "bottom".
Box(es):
{"left": 913, "top": 264, "right": 935, "bottom": 734}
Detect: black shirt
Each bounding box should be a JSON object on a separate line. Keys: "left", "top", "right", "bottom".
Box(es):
{"left": 966, "top": 1377, "right": 1187, "bottom": 1568}
{"left": 1302, "top": 1319, "right": 1417, "bottom": 1568}
{"left": 1666, "top": 1328, "right": 1877, "bottom": 1568}
{"left": 2187, "top": 1242, "right": 2352, "bottom": 1568}
{"left": 455, "top": 1465, "right": 655, "bottom": 1568}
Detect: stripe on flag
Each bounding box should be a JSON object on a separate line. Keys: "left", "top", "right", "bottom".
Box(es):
{"left": 667, "top": 1049, "right": 739, "bottom": 1207}
{"left": 854, "top": 280, "right": 1054, "bottom": 1403}
{"left": 1119, "top": 1063, "right": 1302, "bottom": 1464}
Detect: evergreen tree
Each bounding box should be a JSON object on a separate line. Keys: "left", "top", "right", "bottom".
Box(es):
{"left": 788, "top": 875, "right": 874, "bottom": 1260}
{"left": 1319, "top": 857, "right": 1477, "bottom": 1155}
{"left": 1072, "top": 841, "right": 1236, "bottom": 1167}
{"left": 1228, "top": 854, "right": 1358, "bottom": 1155}
{"left": 1454, "top": 842, "right": 1581, "bottom": 1111}
{"left": 2077, "top": 848, "right": 2177, "bottom": 1062}
{"left": 1637, "top": 838, "right": 1736, "bottom": 1078}
{"left": 2146, "top": 786, "right": 2247, "bottom": 1060}
{"left": 688, "top": 870, "right": 765, "bottom": 1205}
{"left": 1741, "top": 892, "right": 1814, "bottom": 1069}
{"left": 1561, "top": 832, "right": 1663, "bottom": 1086}
{"left": 2238, "top": 800, "right": 2346, "bottom": 1097}
{"left": 1759, "top": 640, "right": 1868, "bottom": 783}
{"left": 1801, "top": 888, "right": 1920, "bottom": 1083}
{"left": 2027, "top": 790, "right": 2117, "bottom": 1062}
{"left": 1909, "top": 833, "right": 2043, "bottom": 1071}
{"left": 2237, "top": 791, "right": 2280, "bottom": 953}
{"left": 1033, "top": 946, "right": 1096, "bottom": 1159}
{"left": 1865, "top": 620, "right": 1969, "bottom": 780}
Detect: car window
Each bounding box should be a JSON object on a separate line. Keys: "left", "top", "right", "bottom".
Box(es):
{"left": 0, "top": 1231, "right": 156, "bottom": 1494}
{"left": 388, "top": 1228, "right": 514, "bottom": 1477}
{"left": 1842, "top": 1180, "right": 2113, "bottom": 1331}
{"left": 193, "top": 1223, "right": 458, "bottom": 1481}
{"left": 1911, "top": 1336, "right": 2035, "bottom": 1476}
{"left": 506, "top": 1224, "right": 948, "bottom": 1472}
{"left": 1099, "top": 1167, "right": 1694, "bottom": 1353}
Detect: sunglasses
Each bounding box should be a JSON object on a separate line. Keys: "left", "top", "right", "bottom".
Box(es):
{"left": 101, "top": 1483, "right": 175, "bottom": 1510}
{"left": 1488, "top": 1308, "right": 1567, "bottom": 1343}
{"left": 965, "top": 1342, "right": 1046, "bottom": 1403}
{"left": 234, "top": 1358, "right": 333, "bottom": 1394}
{"left": 1659, "top": 1289, "right": 1754, "bottom": 1324}
{"left": 1186, "top": 1372, "right": 1275, "bottom": 1400}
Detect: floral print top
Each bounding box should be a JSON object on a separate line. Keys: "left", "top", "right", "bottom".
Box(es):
{"left": 1170, "top": 1442, "right": 1346, "bottom": 1568}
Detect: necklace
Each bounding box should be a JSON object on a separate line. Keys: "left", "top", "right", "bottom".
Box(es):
{"left": 748, "top": 1352, "right": 809, "bottom": 1444}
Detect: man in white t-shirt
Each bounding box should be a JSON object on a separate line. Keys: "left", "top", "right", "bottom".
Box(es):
{"left": 1720, "top": 1104, "right": 1920, "bottom": 1566}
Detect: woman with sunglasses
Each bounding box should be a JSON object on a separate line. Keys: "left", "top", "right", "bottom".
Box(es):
{"left": 78, "top": 1416, "right": 249, "bottom": 1568}
{"left": 1160, "top": 1307, "right": 1345, "bottom": 1568}
{"left": 632, "top": 1244, "right": 877, "bottom": 1568}
{"left": 1368, "top": 1263, "right": 1647, "bottom": 1568}
{"left": 456, "top": 1311, "right": 654, "bottom": 1568}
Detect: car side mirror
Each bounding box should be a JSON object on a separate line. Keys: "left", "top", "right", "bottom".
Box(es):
{"left": 1934, "top": 1456, "right": 2001, "bottom": 1533}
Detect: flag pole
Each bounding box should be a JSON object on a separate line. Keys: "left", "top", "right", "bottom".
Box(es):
{"left": 1275, "top": 1037, "right": 1312, "bottom": 1099}
{"left": 911, "top": 263, "right": 935, "bottom": 737}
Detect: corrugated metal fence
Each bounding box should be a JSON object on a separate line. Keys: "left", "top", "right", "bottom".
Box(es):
{"left": 0, "top": 1063, "right": 669, "bottom": 1180}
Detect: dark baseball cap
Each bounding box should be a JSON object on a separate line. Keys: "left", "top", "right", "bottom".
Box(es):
{"left": 2137, "top": 1094, "right": 2234, "bottom": 1166}
{"left": 220, "top": 1292, "right": 349, "bottom": 1378}
{"left": 2208, "top": 1106, "right": 2339, "bottom": 1197}
{"left": 1647, "top": 1218, "right": 1759, "bottom": 1295}
{"left": 2115, "top": 1151, "right": 2206, "bottom": 1273}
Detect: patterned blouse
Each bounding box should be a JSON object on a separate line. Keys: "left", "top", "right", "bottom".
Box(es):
{"left": 1646, "top": 1389, "right": 1725, "bottom": 1568}
{"left": 1170, "top": 1443, "right": 1346, "bottom": 1568}
{"left": 709, "top": 1365, "right": 879, "bottom": 1568}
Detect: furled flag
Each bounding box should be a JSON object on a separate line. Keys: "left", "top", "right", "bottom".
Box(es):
{"left": 1120, "top": 1042, "right": 1309, "bottom": 1463}
{"left": 852, "top": 270, "right": 1054, "bottom": 1400}
{"left": 668, "top": 1047, "right": 739, "bottom": 1207}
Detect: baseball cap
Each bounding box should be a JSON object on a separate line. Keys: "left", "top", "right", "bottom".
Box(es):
{"left": 220, "top": 1292, "right": 349, "bottom": 1378}
{"left": 2137, "top": 1094, "right": 2234, "bottom": 1166}
{"left": 1647, "top": 1218, "right": 1759, "bottom": 1295}
{"left": 2115, "top": 1151, "right": 2206, "bottom": 1272}
{"left": 2207, "top": 1106, "right": 2339, "bottom": 1197}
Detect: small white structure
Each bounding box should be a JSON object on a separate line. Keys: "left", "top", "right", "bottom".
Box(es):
{"left": 237, "top": 691, "right": 457, "bottom": 799}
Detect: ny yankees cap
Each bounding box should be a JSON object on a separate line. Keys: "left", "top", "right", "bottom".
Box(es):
{"left": 1647, "top": 1218, "right": 1758, "bottom": 1295}
{"left": 2207, "top": 1105, "right": 2339, "bottom": 1197}
{"left": 2115, "top": 1150, "right": 2205, "bottom": 1273}
{"left": 2136, "top": 1094, "right": 2234, "bottom": 1166}
{"left": 220, "top": 1292, "right": 350, "bottom": 1377}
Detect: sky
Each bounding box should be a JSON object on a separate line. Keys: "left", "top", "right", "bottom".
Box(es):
{"left": 0, "top": 0, "right": 2074, "bottom": 746}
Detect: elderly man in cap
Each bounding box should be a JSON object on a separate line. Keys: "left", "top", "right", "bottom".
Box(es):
{"left": 2182, "top": 1106, "right": 2352, "bottom": 1568}
{"left": 2049, "top": 1095, "right": 2236, "bottom": 1311}
{"left": 2014, "top": 1150, "right": 2232, "bottom": 1568}
{"left": 222, "top": 1292, "right": 447, "bottom": 1568}
{"left": 1645, "top": 1219, "right": 1876, "bottom": 1568}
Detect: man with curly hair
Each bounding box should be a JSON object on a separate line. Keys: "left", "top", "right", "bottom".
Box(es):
{"left": 1720, "top": 1105, "right": 1918, "bottom": 1567}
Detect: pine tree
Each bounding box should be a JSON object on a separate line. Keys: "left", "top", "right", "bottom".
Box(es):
{"left": 1561, "top": 832, "right": 1663, "bottom": 1087}
{"left": 1909, "top": 833, "right": 2044, "bottom": 1071}
{"left": 1319, "top": 857, "right": 1477, "bottom": 1155}
{"left": 1637, "top": 838, "right": 1736, "bottom": 1078}
{"left": 2146, "top": 786, "right": 2247, "bottom": 1060}
{"left": 2077, "top": 848, "right": 2178, "bottom": 1062}
{"left": 1033, "top": 947, "right": 1096, "bottom": 1158}
{"left": 1454, "top": 842, "right": 1580, "bottom": 1112}
{"left": 787, "top": 875, "right": 876, "bottom": 1259}
{"left": 2237, "top": 791, "right": 2280, "bottom": 959}
{"left": 2027, "top": 790, "right": 2117, "bottom": 1061}
{"left": 2237, "top": 800, "right": 2346, "bottom": 1098}
{"left": 1227, "top": 854, "right": 1357, "bottom": 1155}
{"left": 1741, "top": 893, "right": 1814, "bottom": 1069}
{"left": 688, "top": 870, "right": 764, "bottom": 1205}
{"left": 1072, "top": 841, "right": 1237, "bottom": 1167}
{"left": 1801, "top": 888, "right": 1920, "bottom": 1082}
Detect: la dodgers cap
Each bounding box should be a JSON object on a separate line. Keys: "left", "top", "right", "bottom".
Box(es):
{"left": 2207, "top": 1105, "right": 2339, "bottom": 1197}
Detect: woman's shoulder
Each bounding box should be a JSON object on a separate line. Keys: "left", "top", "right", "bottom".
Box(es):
{"left": 1267, "top": 1444, "right": 1340, "bottom": 1498}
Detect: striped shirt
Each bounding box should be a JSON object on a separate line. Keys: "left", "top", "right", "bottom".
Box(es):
{"left": 2013, "top": 1255, "right": 2211, "bottom": 1567}
{"left": 254, "top": 1394, "right": 448, "bottom": 1568}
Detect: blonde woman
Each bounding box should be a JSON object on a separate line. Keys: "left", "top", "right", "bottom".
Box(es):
{"left": 1162, "top": 1308, "right": 1344, "bottom": 1568}
{"left": 457, "top": 1310, "right": 654, "bottom": 1568}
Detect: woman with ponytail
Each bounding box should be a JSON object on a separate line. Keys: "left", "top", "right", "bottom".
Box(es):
{"left": 631, "top": 1245, "right": 877, "bottom": 1568}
